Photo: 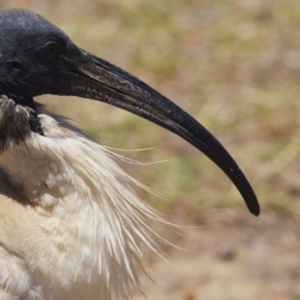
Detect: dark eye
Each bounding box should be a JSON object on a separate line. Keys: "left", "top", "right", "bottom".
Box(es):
{"left": 41, "top": 41, "right": 60, "bottom": 60}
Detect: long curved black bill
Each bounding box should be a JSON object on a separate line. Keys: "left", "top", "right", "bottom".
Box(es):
{"left": 62, "top": 48, "right": 260, "bottom": 216}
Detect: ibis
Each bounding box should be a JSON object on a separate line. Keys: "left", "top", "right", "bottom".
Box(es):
{"left": 0, "top": 8, "right": 259, "bottom": 300}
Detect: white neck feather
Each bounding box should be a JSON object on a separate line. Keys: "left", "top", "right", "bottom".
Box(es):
{"left": 0, "top": 104, "right": 166, "bottom": 299}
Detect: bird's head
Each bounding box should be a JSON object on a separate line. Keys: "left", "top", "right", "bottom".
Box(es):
{"left": 0, "top": 8, "right": 260, "bottom": 216}
{"left": 0, "top": 9, "right": 80, "bottom": 102}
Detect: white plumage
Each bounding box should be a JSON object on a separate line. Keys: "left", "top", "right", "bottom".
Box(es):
{"left": 0, "top": 97, "right": 165, "bottom": 299}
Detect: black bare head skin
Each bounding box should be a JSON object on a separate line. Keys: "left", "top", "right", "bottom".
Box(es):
{"left": 0, "top": 8, "right": 78, "bottom": 106}
{"left": 0, "top": 8, "right": 260, "bottom": 215}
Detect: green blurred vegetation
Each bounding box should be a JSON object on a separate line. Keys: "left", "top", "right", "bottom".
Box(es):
{"left": 2, "top": 0, "right": 300, "bottom": 221}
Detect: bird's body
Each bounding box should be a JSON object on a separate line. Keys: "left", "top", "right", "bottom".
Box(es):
{"left": 0, "top": 8, "right": 260, "bottom": 300}
{"left": 0, "top": 97, "right": 160, "bottom": 299}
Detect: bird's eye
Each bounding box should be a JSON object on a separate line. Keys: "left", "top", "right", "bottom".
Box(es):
{"left": 41, "top": 41, "right": 60, "bottom": 60}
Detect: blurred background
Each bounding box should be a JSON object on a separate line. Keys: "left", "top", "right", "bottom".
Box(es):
{"left": 2, "top": 0, "right": 300, "bottom": 299}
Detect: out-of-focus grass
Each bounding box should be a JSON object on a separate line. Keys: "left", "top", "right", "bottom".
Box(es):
{"left": 2, "top": 0, "right": 300, "bottom": 221}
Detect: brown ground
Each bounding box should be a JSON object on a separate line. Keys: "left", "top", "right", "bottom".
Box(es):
{"left": 134, "top": 209, "right": 300, "bottom": 300}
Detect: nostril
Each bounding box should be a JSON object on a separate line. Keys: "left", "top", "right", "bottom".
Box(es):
{"left": 10, "top": 61, "right": 21, "bottom": 70}
{"left": 8, "top": 61, "right": 28, "bottom": 78}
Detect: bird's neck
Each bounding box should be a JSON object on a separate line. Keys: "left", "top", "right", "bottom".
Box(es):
{"left": 0, "top": 92, "right": 43, "bottom": 135}
{"left": 0, "top": 92, "right": 35, "bottom": 108}
{"left": 0, "top": 102, "right": 165, "bottom": 298}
